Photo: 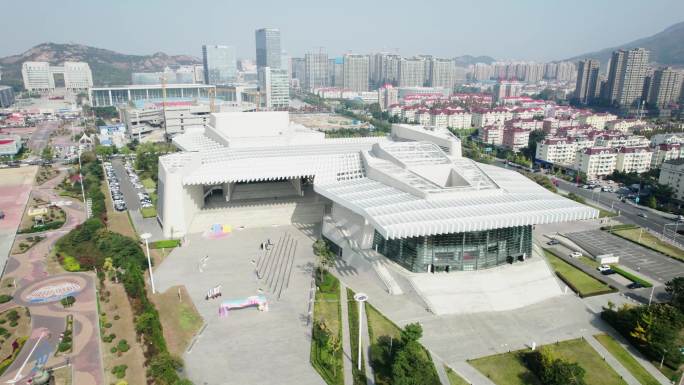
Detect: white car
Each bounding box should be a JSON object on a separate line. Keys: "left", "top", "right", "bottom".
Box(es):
{"left": 569, "top": 251, "right": 582, "bottom": 258}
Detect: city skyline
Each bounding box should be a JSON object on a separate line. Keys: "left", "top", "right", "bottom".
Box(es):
{"left": 1, "top": 0, "right": 683, "bottom": 61}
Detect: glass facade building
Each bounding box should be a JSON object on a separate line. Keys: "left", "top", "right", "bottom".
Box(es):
{"left": 372, "top": 226, "right": 532, "bottom": 272}
{"left": 255, "top": 28, "right": 281, "bottom": 69}
{"left": 202, "top": 45, "right": 237, "bottom": 85}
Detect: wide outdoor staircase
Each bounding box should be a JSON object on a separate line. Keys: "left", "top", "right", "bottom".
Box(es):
{"left": 322, "top": 216, "right": 403, "bottom": 295}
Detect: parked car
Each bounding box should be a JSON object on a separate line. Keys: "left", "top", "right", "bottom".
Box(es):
{"left": 597, "top": 264, "right": 615, "bottom": 275}
{"left": 547, "top": 239, "right": 560, "bottom": 246}
{"left": 638, "top": 213, "right": 648, "bottom": 218}
{"left": 627, "top": 282, "right": 644, "bottom": 289}
{"left": 569, "top": 251, "right": 582, "bottom": 258}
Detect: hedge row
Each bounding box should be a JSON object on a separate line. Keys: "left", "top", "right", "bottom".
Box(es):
{"left": 601, "top": 224, "right": 639, "bottom": 231}
{"left": 150, "top": 239, "right": 180, "bottom": 249}
{"left": 609, "top": 265, "right": 653, "bottom": 287}
{"left": 18, "top": 220, "right": 65, "bottom": 234}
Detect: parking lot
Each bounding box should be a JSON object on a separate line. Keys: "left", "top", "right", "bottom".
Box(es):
{"left": 565, "top": 230, "right": 684, "bottom": 285}
{"left": 103, "top": 161, "right": 127, "bottom": 212}
{"left": 108, "top": 158, "right": 153, "bottom": 212}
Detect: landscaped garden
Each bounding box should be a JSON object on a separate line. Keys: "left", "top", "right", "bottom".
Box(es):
{"left": 17, "top": 197, "right": 66, "bottom": 234}
{"left": 366, "top": 304, "right": 440, "bottom": 385}
{"left": 470, "top": 338, "right": 627, "bottom": 385}
{"left": 346, "top": 287, "right": 366, "bottom": 385}
{"left": 543, "top": 249, "right": 615, "bottom": 297}
{"left": 11, "top": 235, "right": 45, "bottom": 254}
{"left": 0, "top": 307, "right": 31, "bottom": 376}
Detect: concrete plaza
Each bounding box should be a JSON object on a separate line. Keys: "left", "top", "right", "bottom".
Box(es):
{"left": 154, "top": 225, "right": 324, "bottom": 385}
{"left": 0, "top": 166, "right": 38, "bottom": 272}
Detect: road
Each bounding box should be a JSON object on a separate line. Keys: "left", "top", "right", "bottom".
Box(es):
{"left": 27, "top": 121, "right": 59, "bottom": 155}
{"left": 551, "top": 176, "right": 684, "bottom": 245}
{"left": 492, "top": 159, "right": 684, "bottom": 246}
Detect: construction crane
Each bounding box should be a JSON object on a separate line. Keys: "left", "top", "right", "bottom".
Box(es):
{"left": 208, "top": 87, "right": 216, "bottom": 113}
{"left": 160, "top": 74, "right": 169, "bottom": 142}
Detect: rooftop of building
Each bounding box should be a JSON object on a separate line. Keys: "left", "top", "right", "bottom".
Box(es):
{"left": 91, "top": 83, "right": 213, "bottom": 91}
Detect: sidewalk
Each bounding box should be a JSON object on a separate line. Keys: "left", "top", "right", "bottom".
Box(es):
{"left": 449, "top": 362, "right": 497, "bottom": 385}
{"left": 584, "top": 334, "right": 640, "bottom": 385}
{"left": 339, "top": 284, "right": 353, "bottom": 385}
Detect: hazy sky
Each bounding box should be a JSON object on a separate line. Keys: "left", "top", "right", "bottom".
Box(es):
{"left": 1, "top": 0, "right": 683, "bottom": 61}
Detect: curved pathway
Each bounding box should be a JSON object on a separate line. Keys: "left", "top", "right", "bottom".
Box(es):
{"left": 0, "top": 168, "right": 104, "bottom": 385}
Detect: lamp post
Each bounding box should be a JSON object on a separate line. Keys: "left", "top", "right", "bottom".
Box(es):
{"left": 77, "top": 149, "right": 87, "bottom": 216}
{"left": 660, "top": 349, "right": 667, "bottom": 369}
{"left": 140, "top": 232, "right": 156, "bottom": 294}
{"left": 353, "top": 292, "right": 368, "bottom": 371}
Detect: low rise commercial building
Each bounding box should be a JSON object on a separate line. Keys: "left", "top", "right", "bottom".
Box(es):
{"left": 0, "top": 86, "right": 14, "bottom": 108}
{"left": 660, "top": 159, "right": 684, "bottom": 201}
{"left": 0, "top": 135, "right": 22, "bottom": 156}
{"left": 502, "top": 127, "right": 530, "bottom": 152}
{"left": 575, "top": 147, "right": 617, "bottom": 179}
{"left": 90, "top": 84, "right": 215, "bottom": 107}
{"left": 615, "top": 146, "right": 652, "bottom": 174}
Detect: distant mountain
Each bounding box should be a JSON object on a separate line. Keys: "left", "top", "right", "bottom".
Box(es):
{"left": 453, "top": 55, "right": 496, "bottom": 67}
{"left": 567, "top": 21, "right": 684, "bottom": 68}
{"left": 0, "top": 42, "right": 200, "bottom": 89}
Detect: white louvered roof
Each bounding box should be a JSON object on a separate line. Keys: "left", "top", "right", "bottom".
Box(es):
{"left": 315, "top": 176, "right": 597, "bottom": 239}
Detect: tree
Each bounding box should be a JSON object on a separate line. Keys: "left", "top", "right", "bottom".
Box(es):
{"left": 666, "top": 277, "right": 684, "bottom": 313}
{"left": 400, "top": 323, "right": 423, "bottom": 344}
{"left": 328, "top": 335, "right": 342, "bottom": 376}
{"left": 41, "top": 146, "right": 53, "bottom": 162}
{"left": 391, "top": 340, "right": 438, "bottom": 385}
{"left": 646, "top": 195, "right": 657, "bottom": 209}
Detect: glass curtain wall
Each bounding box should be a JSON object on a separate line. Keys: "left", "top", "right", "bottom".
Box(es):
{"left": 372, "top": 226, "right": 532, "bottom": 272}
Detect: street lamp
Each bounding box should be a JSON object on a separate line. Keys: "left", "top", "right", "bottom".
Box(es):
{"left": 140, "top": 232, "right": 156, "bottom": 294}
{"left": 77, "top": 149, "right": 87, "bottom": 216}
{"left": 660, "top": 349, "right": 667, "bottom": 369}
{"left": 353, "top": 292, "right": 368, "bottom": 371}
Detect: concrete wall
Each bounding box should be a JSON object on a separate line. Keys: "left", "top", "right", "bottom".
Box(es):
{"left": 331, "top": 203, "right": 375, "bottom": 250}
{"left": 159, "top": 160, "right": 203, "bottom": 238}
{"left": 210, "top": 111, "right": 289, "bottom": 138}
{"left": 188, "top": 199, "right": 325, "bottom": 234}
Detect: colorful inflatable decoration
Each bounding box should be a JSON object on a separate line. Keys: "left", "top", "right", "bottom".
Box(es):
{"left": 203, "top": 224, "right": 232, "bottom": 239}
{"left": 218, "top": 294, "right": 269, "bottom": 317}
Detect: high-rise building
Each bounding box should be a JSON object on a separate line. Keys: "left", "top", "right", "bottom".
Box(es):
{"left": 21, "top": 61, "right": 92, "bottom": 93}
{"left": 255, "top": 28, "right": 281, "bottom": 69}
{"left": 22, "top": 62, "right": 53, "bottom": 92}
{"left": 343, "top": 54, "right": 369, "bottom": 92}
{"left": 493, "top": 80, "right": 522, "bottom": 101}
{"left": 398, "top": 57, "right": 426, "bottom": 87}
{"left": 604, "top": 48, "right": 649, "bottom": 107}
{"left": 378, "top": 84, "right": 398, "bottom": 111}
{"left": 328, "top": 58, "right": 343, "bottom": 88}
{"left": 574, "top": 59, "right": 600, "bottom": 104}
{"left": 291, "top": 58, "right": 306, "bottom": 84}
{"left": 258, "top": 67, "right": 289, "bottom": 110}
{"left": 202, "top": 45, "right": 237, "bottom": 85}
{"left": 429, "top": 58, "right": 456, "bottom": 89}
{"left": 280, "top": 52, "right": 291, "bottom": 78}
{"left": 304, "top": 52, "right": 329, "bottom": 91}
{"left": 648, "top": 67, "right": 683, "bottom": 108}
{"left": 382, "top": 55, "right": 401, "bottom": 86}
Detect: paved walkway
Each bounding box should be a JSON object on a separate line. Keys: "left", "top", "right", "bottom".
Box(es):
{"left": 360, "top": 302, "right": 374, "bottom": 385}
{"left": 0, "top": 167, "right": 104, "bottom": 385}
{"left": 339, "top": 284, "right": 353, "bottom": 385}
{"left": 433, "top": 358, "right": 450, "bottom": 385}
{"left": 584, "top": 334, "right": 640, "bottom": 385}
{"left": 450, "top": 361, "right": 496, "bottom": 385}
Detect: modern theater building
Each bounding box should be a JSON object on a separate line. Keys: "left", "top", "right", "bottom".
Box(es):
{"left": 158, "top": 112, "right": 596, "bottom": 273}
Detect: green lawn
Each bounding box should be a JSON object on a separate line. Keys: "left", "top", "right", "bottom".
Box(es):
{"left": 612, "top": 228, "right": 684, "bottom": 261}
{"left": 346, "top": 288, "right": 366, "bottom": 385}
{"left": 578, "top": 255, "right": 600, "bottom": 269}
{"left": 609, "top": 265, "right": 653, "bottom": 287}
{"left": 311, "top": 271, "right": 343, "bottom": 385}
{"left": 546, "top": 338, "right": 627, "bottom": 385}
{"left": 445, "top": 367, "right": 471, "bottom": 385}
{"left": 594, "top": 334, "right": 660, "bottom": 385}
{"left": 141, "top": 177, "right": 156, "bottom": 190}
{"left": 140, "top": 206, "right": 157, "bottom": 218}
{"left": 366, "top": 304, "right": 438, "bottom": 385}
{"left": 470, "top": 351, "right": 540, "bottom": 385}
{"left": 543, "top": 249, "right": 614, "bottom": 297}
{"left": 471, "top": 338, "right": 627, "bottom": 385}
